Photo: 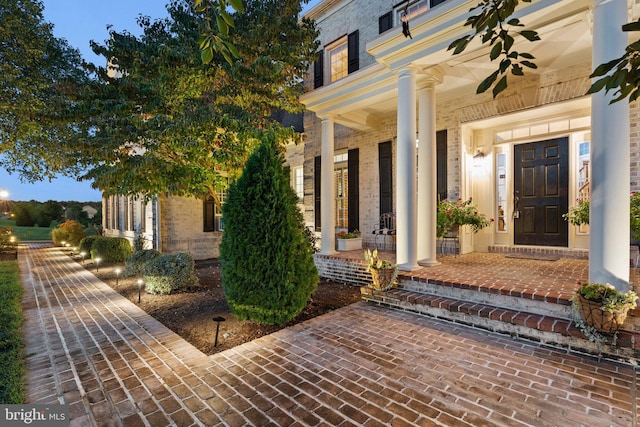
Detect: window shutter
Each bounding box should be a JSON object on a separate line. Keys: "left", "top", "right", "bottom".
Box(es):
{"left": 314, "top": 50, "right": 324, "bottom": 89}
{"left": 347, "top": 30, "right": 359, "bottom": 74}
{"left": 378, "top": 141, "right": 393, "bottom": 216}
{"left": 347, "top": 149, "right": 359, "bottom": 232}
{"left": 431, "top": 0, "right": 447, "bottom": 7}
{"left": 436, "top": 130, "right": 448, "bottom": 202}
{"left": 203, "top": 197, "right": 215, "bottom": 232}
{"left": 378, "top": 12, "right": 393, "bottom": 34}
{"left": 314, "top": 156, "right": 321, "bottom": 231}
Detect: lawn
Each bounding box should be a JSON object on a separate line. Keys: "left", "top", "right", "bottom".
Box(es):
{"left": 0, "top": 219, "right": 52, "bottom": 241}
{"left": 0, "top": 260, "right": 25, "bottom": 404}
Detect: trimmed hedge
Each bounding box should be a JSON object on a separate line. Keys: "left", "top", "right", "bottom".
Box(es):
{"left": 0, "top": 261, "right": 25, "bottom": 404}
{"left": 90, "top": 237, "right": 133, "bottom": 263}
{"left": 124, "top": 249, "right": 160, "bottom": 277}
{"left": 220, "top": 135, "right": 318, "bottom": 325}
{"left": 143, "top": 253, "right": 198, "bottom": 295}
{"left": 78, "top": 235, "right": 100, "bottom": 256}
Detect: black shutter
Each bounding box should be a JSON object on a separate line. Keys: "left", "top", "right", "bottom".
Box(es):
{"left": 378, "top": 12, "right": 393, "bottom": 34}
{"left": 436, "top": 130, "right": 448, "bottom": 202}
{"left": 347, "top": 30, "right": 359, "bottom": 74}
{"left": 314, "top": 156, "right": 321, "bottom": 231}
{"left": 314, "top": 50, "right": 324, "bottom": 89}
{"left": 203, "top": 197, "right": 215, "bottom": 232}
{"left": 378, "top": 141, "right": 393, "bottom": 216}
{"left": 347, "top": 149, "right": 359, "bottom": 232}
{"left": 431, "top": 0, "right": 447, "bottom": 7}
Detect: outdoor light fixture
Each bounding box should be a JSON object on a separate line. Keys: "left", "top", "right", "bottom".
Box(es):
{"left": 80, "top": 251, "right": 87, "bottom": 263}
{"left": 115, "top": 268, "right": 121, "bottom": 286}
{"left": 95, "top": 257, "right": 102, "bottom": 272}
{"left": 72, "top": 247, "right": 77, "bottom": 255}
{"left": 137, "top": 279, "right": 144, "bottom": 303}
{"left": 473, "top": 149, "right": 485, "bottom": 159}
{"left": 212, "top": 316, "right": 226, "bottom": 347}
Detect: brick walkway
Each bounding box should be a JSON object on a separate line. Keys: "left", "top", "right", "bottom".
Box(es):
{"left": 21, "top": 244, "right": 639, "bottom": 426}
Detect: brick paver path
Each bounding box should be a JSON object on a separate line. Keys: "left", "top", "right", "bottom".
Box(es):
{"left": 21, "top": 244, "right": 639, "bottom": 426}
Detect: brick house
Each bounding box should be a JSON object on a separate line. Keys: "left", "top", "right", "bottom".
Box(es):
{"left": 301, "top": 0, "right": 639, "bottom": 288}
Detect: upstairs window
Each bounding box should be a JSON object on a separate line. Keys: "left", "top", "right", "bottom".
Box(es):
{"left": 315, "top": 31, "right": 359, "bottom": 87}
{"left": 328, "top": 39, "right": 348, "bottom": 83}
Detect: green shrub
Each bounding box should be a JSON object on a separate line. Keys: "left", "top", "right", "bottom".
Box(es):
{"left": 220, "top": 135, "right": 318, "bottom": 325}
{"left": 0, "top": 227, "right": 17, "bottom": 252}
{"left": 124, "top": 249, "right": 160, "bottom": 277}
{"left": 78, "top": 235, "right": 101, "bottom": 257}
{"left": 90, "top": 237, "right": 132, "bottom": 262}
{"left": 143, "top": 253, "right": 198, "bottom": 295}
{"left": 0, "top": 261, "right": 25, "bottom": 404}
{"left": 51, "top": 220, "right": 86, "bottom": 247}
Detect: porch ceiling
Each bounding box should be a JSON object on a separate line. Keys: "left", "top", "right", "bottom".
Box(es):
{"left": 301, "top": 0, "right": 598, "bottom": 132}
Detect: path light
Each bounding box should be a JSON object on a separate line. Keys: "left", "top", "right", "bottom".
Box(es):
{"left": 61, "top": 241, "right": 66, "bottom": 247}
{"left": 137, "top": 279, "right": 144, "bottom": 303}
{"left": 115, "top": 268, "right": 121, "bottom": 286}
{"left": 72, "top": 247, "right": 77, "bottom": 255}
{"left": 212, "top": 316, "right": 226, "bottom": 347}
{"left": 95, "top": 257, "right": 102, "bottom": 273}
{"left": 80, "top": 252, "right": 87, "bottom": 263}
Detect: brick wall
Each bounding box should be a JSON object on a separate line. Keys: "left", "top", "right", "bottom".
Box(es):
{"left": 314, "top": 254, "right": 372, "bottom": 286}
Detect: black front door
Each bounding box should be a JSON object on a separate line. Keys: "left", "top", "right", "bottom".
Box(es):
{"left": 514, "top": 138, "right": 569, "bottom": 246}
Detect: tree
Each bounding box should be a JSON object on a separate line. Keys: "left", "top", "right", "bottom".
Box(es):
{"left": 11, "top": 203, "right": 34, "bottom": 227}
{"left": 0, "top": 0, "right": 88, "bottom": 181}
{"left": 448, "top": 0, "right": 640, "bottom": 102}
{"left": 35, "top": 200, "right": 63, "bottom": 227}
{"left": 220, "top": 133, "right": 319, "bottom": 325}
{"left": 78, "top": 0, "right": 319, "bottom": 202}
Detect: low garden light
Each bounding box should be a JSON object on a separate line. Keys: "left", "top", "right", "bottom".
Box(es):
{"left": 61, "top": 241, "right": 66, "bottom": 247}
{"left": 80, "top": 251, "right": 87, "bottom": 263}
{"left": 137, "top": 279, "right": 144, "bottom": 303}
{"left": 212, "top": 316, "right": 226, "bottom": 347}
{"left": 115, "top": 268, "right": 121, "bottom": 286}
{"left": 95, "top": 257, "right": 102, "bottom": 272}
{"left": 71, "top": 246, "right": 77, "bottom": 255}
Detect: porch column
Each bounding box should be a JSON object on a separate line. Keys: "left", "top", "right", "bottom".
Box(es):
{"left": 396, "top": 67, "right": 418, "bottom": 271}
{"left": 320, "top": 117, "right": 336, "bottom": 255}
{"left": 417, "top": 81, "right": 439, "bottom": 266}
{"left": 589, "top": 0, "right": 630, "bottom": 290}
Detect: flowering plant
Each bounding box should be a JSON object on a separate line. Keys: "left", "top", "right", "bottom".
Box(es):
{"left": 364, "top": 248, "right": 395, "bottom": 270}
{"left": 575, "top": 281, "right": 637, "bottom": 313}
{"left": 337, "top": 230, "right": 361, "bottom": 239}
{"left": 436, "top": 198, "right": 492, "bottom": 238}
{"left": 564, "top": 193, "right": 640, "bottom": 239}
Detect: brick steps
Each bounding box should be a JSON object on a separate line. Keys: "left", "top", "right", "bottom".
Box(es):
{"left": 361, "top": 284, "right": 640, "bottom": 361}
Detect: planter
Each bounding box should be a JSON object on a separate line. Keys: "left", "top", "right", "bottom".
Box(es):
{"left": 337, "top": 238, "right": 362, "bottom": 251}
{"left": 369, "top": 267, "right": 397, "bottom": 291}
{"left": 577, "top": 294, "right": 632, "bottom": 334}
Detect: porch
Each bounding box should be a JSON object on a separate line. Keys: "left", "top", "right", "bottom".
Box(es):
{"left": 314, "top": 248, "right": 640, "bottom": 362}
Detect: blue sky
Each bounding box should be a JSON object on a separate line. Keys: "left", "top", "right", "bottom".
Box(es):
{"left": 2, "top": 0, "right": 320, "bottom": 202}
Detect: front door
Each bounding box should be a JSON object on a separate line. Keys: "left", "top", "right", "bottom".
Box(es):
{"left": 514, "top": 138, "right": 569, "bottom": 246}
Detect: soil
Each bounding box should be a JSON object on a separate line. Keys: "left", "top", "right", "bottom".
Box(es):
{"left": 84, "top": 256, "right": 362, "bottom": 355}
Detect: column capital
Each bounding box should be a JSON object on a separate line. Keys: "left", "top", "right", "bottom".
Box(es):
{"left": 417, "top": 66, "right": 444, "bottom": 87}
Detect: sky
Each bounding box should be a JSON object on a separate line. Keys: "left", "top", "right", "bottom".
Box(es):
{"left": 1, "top": 0, "right": 321, "bottom": 202}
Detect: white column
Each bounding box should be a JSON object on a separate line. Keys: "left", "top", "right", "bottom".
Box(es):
{"left": 396, "top": 67, "right": 418, "bottom": 271}
{"left": 417, "top": 82, "right": 439, "bottom": 266}
{"left": 589, "top": 0, "right": 630, "bottom": 290}
{"left": 320, "top": 117, "right": 336, "bottom": 255}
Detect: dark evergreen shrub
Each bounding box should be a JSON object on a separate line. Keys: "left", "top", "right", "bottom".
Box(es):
{"left": 143, "top": 252, "right": 198, "bottom": 295}
{"left": 90, "top": 236, "right": 132, "bottom": 262}
{"left": 220, "top": 134, "right": 319, "bottom": 325}
{"left": 78, "top": 235, "right": 100, "bottom": 255}
{"left": 124, "top": 249, "right": 160, "bottom": 277}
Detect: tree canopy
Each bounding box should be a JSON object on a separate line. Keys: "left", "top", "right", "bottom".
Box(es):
{"left": 0, "top": 0, "right": 319, "bottom": 201}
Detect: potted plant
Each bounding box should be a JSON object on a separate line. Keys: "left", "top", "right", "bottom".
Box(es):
{"left": 574, "top": 281, "right": 637, "bottom": 334}
{"left": 436, "top": 197, "right": 492, "bottom": 238}
{"left": 336, "top": 229, "right": 362, "bottom": 251}
{"left": 564, "top": 193, "right": 640, "bottom": 239}
{"left": 364, "top": 248, "right": 397, "bottom": 290}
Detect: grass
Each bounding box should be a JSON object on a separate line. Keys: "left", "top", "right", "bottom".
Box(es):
{"left": 0, "top": 260, "right": 25, "bottom": 404}
{"left": 0, "top": 219, "right": 52, "bottom": 241}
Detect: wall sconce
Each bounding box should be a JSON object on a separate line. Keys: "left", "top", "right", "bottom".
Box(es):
{"left": 473, "top": 149, "right": 485, "bottom": 168}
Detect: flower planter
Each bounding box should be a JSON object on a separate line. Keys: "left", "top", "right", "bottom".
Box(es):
{"left": 337, "top": 237, "right": 362, "bottom": 251}
{"left": 369, "top": 267, "right": 397, "bottom": 291}
{"left": 577, "top": 294, "right": 632, "bottom": 334}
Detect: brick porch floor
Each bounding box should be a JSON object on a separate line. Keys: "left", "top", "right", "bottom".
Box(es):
{"left": 20, "top": 243, "right": 640, "bottom": 426}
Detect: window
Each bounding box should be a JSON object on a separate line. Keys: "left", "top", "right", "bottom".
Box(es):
{"left": 335, "top": 166, "right": 349, "bottom": 228}
{"left": 203, "top": 188, "right": 227, "bottom": 232}
{"left": 329, "top": 39, "right": 348, "bottom": 83}
{"left": 397, "top": 0, "right": 429, "bottom": 22}
{"left": 293, "top": 166, "right": 304, "bottom": 199}
{"left": 496, "top": 152, "right": 507, "bottom": 232}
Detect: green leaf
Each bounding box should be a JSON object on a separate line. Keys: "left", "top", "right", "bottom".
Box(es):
{"left": 492, "top": 75, "right": 508, "bottom": 97}
{"left": 490, "top": 42, "right": 502, "bottom": 60}
{"left": 507, "top": 18, "right": 523, "bottom": 27}
{"left": 519, "top": 52, "right": 535, "bottom": 59}
{"left": 228, "top": 0, "right": 245, "bottom": 13}
{"left": 216, "top": 15, "right": 229, "bottom": 36}
{"left": 519, "top": 30, "right": 540, "bottom": 42}
{"left": 520, "top": 60, "right": 537, "bottom": 69}
{"left": 504, "top": 34, "right": 514, "bottom": 52}
{"left": 448, "top": 37, "right": 470, "bottom": 55}
{"left": 201, "top": 46, "right": 214, "bottom": 64}
{"left": 511, "top": 64, "right": 523, "bottom": 76}
{"left": 499, "top": 58, "right": 512, "bottom": 73}
{"left": 223, "top": 40, "right": 239, "bottom": 58}
{"left": 623, "top": 19, "right": 640, "bottom": 32}
{"left": 477, "top": 70, "right": 500, "bottom": 94}
{"left": 586, "top": 76, "right": 609, "bottom": 94}
{"left": 590, "top": 57, "right": 624, "bottom": 78}
{"left": 220, "top": 9, "right": 235, "bottom": 27}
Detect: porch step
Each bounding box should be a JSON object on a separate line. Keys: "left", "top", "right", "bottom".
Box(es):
{"left": 361, "top": 284, "right": 640, "bottom": 361}
{"left": 488, "top": 245, "right": 589, "bottom": 260}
